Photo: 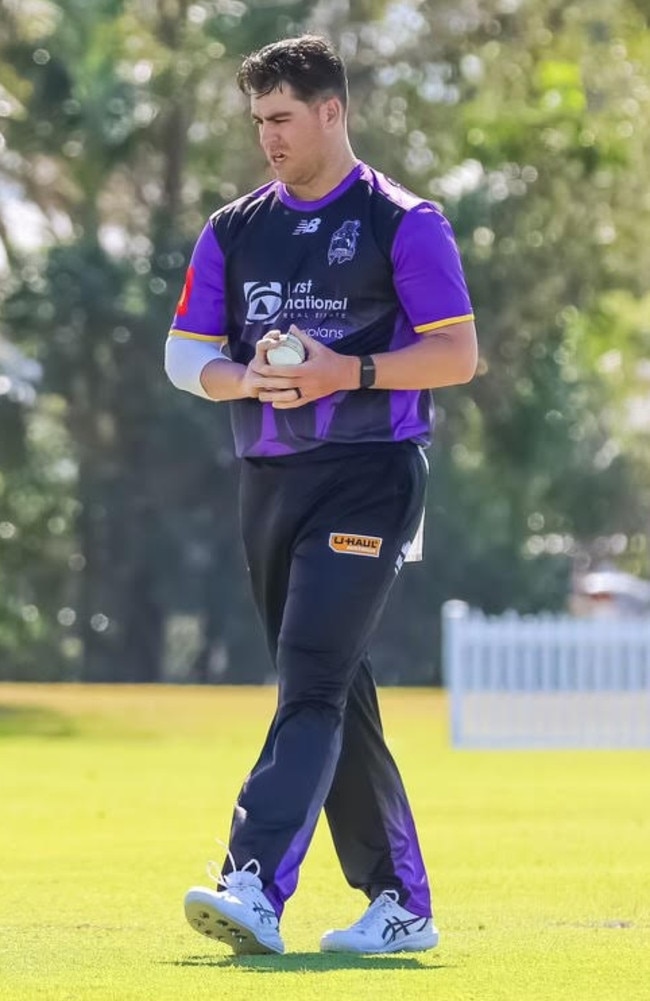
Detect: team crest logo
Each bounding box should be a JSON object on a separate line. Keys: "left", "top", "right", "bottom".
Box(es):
{"left": 244, "top": 282, "right": 283, "bottom": 324}
{"left": 327, "top": 220, "right": 361, "bottom": 265}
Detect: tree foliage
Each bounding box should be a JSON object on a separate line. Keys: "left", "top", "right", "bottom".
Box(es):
{"left": 1, "top": 0, "right": 649, "bottom": 682}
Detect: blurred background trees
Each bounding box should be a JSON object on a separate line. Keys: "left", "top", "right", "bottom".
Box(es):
{"left": 1, "top": 0, "right": 649, "bottom": 683}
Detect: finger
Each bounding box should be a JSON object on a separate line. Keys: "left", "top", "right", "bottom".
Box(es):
{"left": 250, "top": 370, "right": 300, "bottom": 387}
{"left": 271, "top": 398, "right": 306, "bottom": 409}
{"left": 270, "top": 388, "right": 305, "bottom": 409}
{"left": 264, "top": 362, "right": 305, "bottom": 376}
{"left": 251, "top": 354, "right": 304, "bottom": 377}
{"left": 258, "top": 388, "right": 300, "bottom": 403}
{"left": 259, "top": 328, "right": 283, "bottom": 344}
{"left": 255, "top": 331, "right": 282, "bottom": 361}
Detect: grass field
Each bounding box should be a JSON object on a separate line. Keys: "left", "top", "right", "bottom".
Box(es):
{"left": 0, "top": 683, "right": 648, "bottom": 1001}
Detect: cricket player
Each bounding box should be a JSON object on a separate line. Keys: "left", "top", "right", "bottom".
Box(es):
{"left": 164, "top": 34, "right": 477, "bottom": 955}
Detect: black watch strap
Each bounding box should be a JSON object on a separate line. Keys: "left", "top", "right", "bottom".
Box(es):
{"left": 359, "top": 355, "right": 376, "bottom": 389}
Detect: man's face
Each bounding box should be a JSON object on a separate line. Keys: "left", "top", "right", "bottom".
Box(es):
{"left": 250, "top": 85, "right": 334, "bottom": 187}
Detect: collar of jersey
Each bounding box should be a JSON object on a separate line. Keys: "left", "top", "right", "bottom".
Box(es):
{"left": 277, "top": 161, "right": 364, "bottom": 212}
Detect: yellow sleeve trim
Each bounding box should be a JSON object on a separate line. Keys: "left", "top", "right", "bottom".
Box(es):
{"left": 169, "top": 328, "right": 228, "bottom": 344}
{"left": 414, "top": 313, "right": 475, "bottom": 334}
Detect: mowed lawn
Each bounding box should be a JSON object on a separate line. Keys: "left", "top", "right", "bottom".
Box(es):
{"left": 0, "top": 684, "right": 648, "bottom": 1001}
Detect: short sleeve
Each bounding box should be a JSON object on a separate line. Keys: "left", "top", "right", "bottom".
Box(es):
{"left": 391, "top": 204, "right": 474, "bottom": 334}
{"left": 169, "top": 222, "right": 227, "bottom": 342}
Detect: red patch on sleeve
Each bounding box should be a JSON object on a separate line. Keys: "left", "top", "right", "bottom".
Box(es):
{"left": 176, "top": 266, "right": 194, "bottom": 317}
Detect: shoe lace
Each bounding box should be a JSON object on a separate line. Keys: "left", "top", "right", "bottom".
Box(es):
{"left": 206, "top": 839, "right": 262, "bottom": 893}
{"left": 355, "top": 890, "right": 400, "bottom": 929}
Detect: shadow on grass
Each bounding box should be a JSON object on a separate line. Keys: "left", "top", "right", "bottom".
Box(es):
{"left": 0, "top": 704, "right": 78, "bottom": 739}
{"left": 167, "top": 953, "right": 449, "bottom": 973}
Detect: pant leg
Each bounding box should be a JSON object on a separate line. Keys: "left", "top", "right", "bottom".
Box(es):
{"left": 324, "top": 657, "right": 432, "bottom": 917}
{"left": 228, "top": 445, "right": 427, "bottom": 917}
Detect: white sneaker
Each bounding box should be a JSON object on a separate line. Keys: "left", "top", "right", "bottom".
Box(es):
{"left": 320, "top": 890, "right": 439, "bottom": 954}
{"left": 184, "top": 855, "right": 284, "bottom": 955}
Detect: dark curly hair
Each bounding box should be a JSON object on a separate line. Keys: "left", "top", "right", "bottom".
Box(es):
{"left": 237, "top": 35, "right": 348, "bottom": 108}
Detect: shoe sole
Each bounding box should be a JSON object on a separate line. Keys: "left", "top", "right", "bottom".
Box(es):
{"left": 184, "top": 889, "right": 284, "bottom": 956}
{"left": 321, "top": 929, "right": 439, "bottom": 954}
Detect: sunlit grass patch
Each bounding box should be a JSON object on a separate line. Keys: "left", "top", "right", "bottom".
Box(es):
{"left": 0, "top": 684, "right": 648, "bottom": 1001}
{"left": 0, "top": 702, "right": 78, "bottom": 738}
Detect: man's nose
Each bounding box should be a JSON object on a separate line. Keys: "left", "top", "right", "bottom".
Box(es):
{"left": 260, "top": 122, "right": 278, "bottom": 146}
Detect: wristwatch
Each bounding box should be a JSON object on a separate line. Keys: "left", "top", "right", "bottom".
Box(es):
{"left": 359, "top": 355, "right": 376, "bottom": 389}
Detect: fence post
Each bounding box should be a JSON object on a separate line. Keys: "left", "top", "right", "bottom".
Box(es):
{"left": 442, "top": 600, "right": 469, "bottom": 748}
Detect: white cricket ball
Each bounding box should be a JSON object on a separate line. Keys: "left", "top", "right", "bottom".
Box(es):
{"left": 264, "top": 332, "right": 306, "bottom": 366}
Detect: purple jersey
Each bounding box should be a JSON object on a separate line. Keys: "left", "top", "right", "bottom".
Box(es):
{"left": 169, "top": 162, "right": 473, "bottom": 458}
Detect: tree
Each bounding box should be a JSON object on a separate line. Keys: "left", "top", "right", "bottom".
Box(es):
{"left": 1, "top": 0, "right": 650, "bottom": 684}
{"left": 1, "top": 0, "right": 335, "bottom": 682}
{"left": 326, "top": 0, "right": 650, "bottom": 679}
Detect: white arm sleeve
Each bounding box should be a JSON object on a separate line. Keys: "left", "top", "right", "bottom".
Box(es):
{"left": 164, "top": 336, "right": 228, "bottom": 400}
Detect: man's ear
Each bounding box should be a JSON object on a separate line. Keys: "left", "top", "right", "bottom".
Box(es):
{"left": 320, "top": 96, "right": 342, "bottom": 128}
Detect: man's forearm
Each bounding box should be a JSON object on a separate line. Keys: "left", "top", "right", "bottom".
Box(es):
{"left": 199, "top": 358, "right": 250, "bottom": 401}
{"left": 166, "top": 319, "right": 478, "bottom": 406}
{"left": 164, "top": 335, "right": 252, "bottom": 402}
{"left": 371, "top": 321, "right": 478, "bottom": 391}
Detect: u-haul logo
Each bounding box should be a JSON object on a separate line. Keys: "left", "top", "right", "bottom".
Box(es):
{"left": 329, "top": 533, "right": 383, "bottom": 558}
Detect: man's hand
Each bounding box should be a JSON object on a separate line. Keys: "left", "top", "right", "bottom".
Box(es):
{"left": 240, "top": 330, "right": 302, "bottom": 401}
{"left": 255, "top": 326, "right": 359, "bottom": 409}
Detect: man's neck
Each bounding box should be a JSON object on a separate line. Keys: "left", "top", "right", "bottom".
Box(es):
{"left": 284, "top": 149, "right": 358, "bottom": 202}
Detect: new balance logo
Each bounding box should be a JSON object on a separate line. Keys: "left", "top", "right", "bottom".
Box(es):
{"left": 293, "top": 218, "right": 321, "bottom": 235}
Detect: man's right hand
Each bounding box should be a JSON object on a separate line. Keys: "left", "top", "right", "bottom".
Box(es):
{"left": 242, "top": 332, "right": 303, "bottom": 404}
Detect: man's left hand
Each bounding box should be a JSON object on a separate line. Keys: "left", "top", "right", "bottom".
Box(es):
{"left": 256, "top": 326, "right": 359, "bottom": 409}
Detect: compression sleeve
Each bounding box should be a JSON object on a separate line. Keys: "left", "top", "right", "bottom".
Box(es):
{"left": 391, "top": 204, "right": 474, "bottom": 334}
{"left": 166, "top": 220, "right": 231, "bottom": 398}
{"left": 164, "top": 336, "right": 226, "bottom": 399}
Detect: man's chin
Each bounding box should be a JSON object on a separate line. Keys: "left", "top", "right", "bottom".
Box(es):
{"left": 271, "top": 161, "right": 291, "bottom": 180}
{"left": 269, "top": 161, "right": 312, "bottom": 192}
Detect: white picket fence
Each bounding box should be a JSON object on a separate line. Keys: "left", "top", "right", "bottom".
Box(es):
{"left": 442, "top": 601, "right": 650, "bottom": 748}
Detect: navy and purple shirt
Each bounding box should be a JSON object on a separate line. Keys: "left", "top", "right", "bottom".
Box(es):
{"left": 169, "top": 162, "right": 473, "bottom": 458}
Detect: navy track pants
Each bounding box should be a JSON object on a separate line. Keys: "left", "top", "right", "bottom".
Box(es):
{"left": 227, "top": 442, "right": 432, "bottom": 918}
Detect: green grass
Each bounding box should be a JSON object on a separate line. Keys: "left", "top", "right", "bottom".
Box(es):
{"left": 0, "top": 683, "right": 648, "bottom": 1001}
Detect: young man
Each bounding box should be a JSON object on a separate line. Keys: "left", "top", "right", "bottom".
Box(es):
{"left": 165, "top": 34, "right": 477, "bottom": 956}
